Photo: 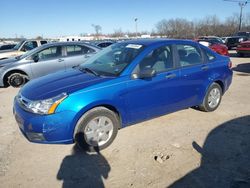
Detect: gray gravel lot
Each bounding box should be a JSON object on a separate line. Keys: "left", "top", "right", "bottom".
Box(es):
{"left": 0, "top": 51, "right": 249, "bottom": 187}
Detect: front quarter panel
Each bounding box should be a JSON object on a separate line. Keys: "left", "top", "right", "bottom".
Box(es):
{"left": 56, "top": 76, "right": 130, "bottom": 137}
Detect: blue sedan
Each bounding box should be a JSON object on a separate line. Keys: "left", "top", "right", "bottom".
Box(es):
{"left": 13, "top": 39, "right": 233, "bottom": 151}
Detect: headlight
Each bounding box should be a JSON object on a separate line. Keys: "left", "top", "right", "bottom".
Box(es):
{"left": 26, "top": 93, "right": 67, "bottom": 115}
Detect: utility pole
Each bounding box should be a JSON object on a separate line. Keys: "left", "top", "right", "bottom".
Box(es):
{"left": 224, "top": 0, "right": 249, "bottom": 31}
{"left": 238, "top": 1, "right": 247, "bottom": 30}
{"left": 134, "top": 18, "right": 138, "bottom": 38}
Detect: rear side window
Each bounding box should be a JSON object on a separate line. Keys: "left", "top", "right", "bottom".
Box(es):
{"left": 206, "top": 51, "right": 216, "bottom": 61}
{"left": 66, "top": 45, "right": 94, "bottom": 56}
{"left": 176, "top": 44, "right": 202, "bottom": 67}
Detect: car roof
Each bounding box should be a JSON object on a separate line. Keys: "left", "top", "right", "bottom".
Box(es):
{"left": 39, "top": 41, "right": 101, "bottom": 49}
{"left": 119, "top": 39, "right": 195, "bottom": 46}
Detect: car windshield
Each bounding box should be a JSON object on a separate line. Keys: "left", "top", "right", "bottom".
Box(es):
{"left": 79, "top": 42, "right": 145, "bottom": 76}
{"left": 13, "top": 40, "right": 25, "bottom": 50}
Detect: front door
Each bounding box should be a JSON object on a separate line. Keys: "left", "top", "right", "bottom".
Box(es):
{"left": 30, "top": 46, "right": 65, "bottom": 78}
{"left": 124, "top": 44, "right": 183, "bottom": 124}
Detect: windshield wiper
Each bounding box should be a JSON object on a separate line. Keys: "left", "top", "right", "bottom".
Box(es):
{"left": 79, "top": 67, "right": 100, "bottom": 76}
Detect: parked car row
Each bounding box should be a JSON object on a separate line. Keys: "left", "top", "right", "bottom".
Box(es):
{"left": 197, "top": 32, "right": 250, "bottom": 57}
{"left": 0, "top": 42, "right": 100, "bottom": 87}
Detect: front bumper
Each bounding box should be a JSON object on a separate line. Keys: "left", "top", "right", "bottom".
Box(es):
{"left": 13, "top": 97, "right": 77, "bottom": 144}
{"left": 0, "top": 69, "right": 5, "bottom": 87}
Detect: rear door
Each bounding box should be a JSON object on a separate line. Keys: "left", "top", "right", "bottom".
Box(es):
{"left": 176, "top": 43, "right": 210, "bottom": 107}
{"left": 62, "top": 45, "right": 96, "bottom": 69}
{"left": 30, "top": 46, "right": 65, "bottom": 78}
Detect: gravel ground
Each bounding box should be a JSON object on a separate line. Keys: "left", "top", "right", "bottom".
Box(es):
{"left": 0, "top": 51, "right": 249, "bottom": 187}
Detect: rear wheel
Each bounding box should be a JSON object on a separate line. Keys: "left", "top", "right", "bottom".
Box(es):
{"left": 7, "top": 73, "right": 28, "bottom": 88}
{"left": 74, "top": 107, "right": 119, "bottom": 152}
{"left": 198, "top": 83, "right": 222, "bottom": 112}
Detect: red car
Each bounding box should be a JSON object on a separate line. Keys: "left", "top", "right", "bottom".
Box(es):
{"left": 236, "top": 40, "right": 250, "bottom": 57}
{"left": 197, "top": 39, "right": 229, "bottom": 56}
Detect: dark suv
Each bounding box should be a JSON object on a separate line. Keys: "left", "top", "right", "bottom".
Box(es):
{"left": 225, "top": 36, "right": 248, "bottom": 50}
{"left": 236, "top": 31, "right": 250, "bottom": 40}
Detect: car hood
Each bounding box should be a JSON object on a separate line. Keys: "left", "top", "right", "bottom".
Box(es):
{"left": 0, "top": 57, "right": 18, "bottom": 66}
{"left": 20, "top": 68, "right": 114, "bottom": 100}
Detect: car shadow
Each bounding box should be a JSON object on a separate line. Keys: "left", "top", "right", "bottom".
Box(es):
{"left": 232, "top": 63, "right": 250, "bottom": 74}
{"left": 57, "top": 145, "right": 110, "bottom": 188}
{"left": 168, "top": 115, "right": 250, "bottom": 188}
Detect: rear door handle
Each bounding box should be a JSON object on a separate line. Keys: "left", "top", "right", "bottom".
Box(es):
{"left": 165, "top": 73, "right": 176, "bottom": 79}
{"left": 201, "top": 65, "right": 209, "bottom": 71}
{"left": 58, "top": 59, "right": 64, "bottom": 62}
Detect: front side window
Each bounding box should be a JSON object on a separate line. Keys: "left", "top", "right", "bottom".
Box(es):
{"left": 36, "top": 46, "right": 61, "bottom": 61}
{"left": 41, "top": 41, "right": 47, "bottom": 45}
{"left": 66, "top": 45, "right": 94, "bottom": 56}
{"left": 176, "top": 44, "right": 202, "bottom": 67}
{"left": 137, "top": 45, "right": 174, "bottom": 73}
{"left": 79, "top": 43, "right": 145, "bottom": 76}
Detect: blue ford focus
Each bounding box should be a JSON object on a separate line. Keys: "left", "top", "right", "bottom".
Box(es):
{"left": 13, "top": 39, "right": 232, "bottom": 151}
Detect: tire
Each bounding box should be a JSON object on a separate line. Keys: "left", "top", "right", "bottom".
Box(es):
{"left": 74, "top": 107, "right": 119, "bottom": 152}
{"left": 7, "top": 73, "right": 27, "bottom": 88}
{"left": 198, "top": 83, "right": 222, "bottom": 112}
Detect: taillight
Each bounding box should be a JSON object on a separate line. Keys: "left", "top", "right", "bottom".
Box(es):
{"left": 228, "top": 60, "right": 232, "bottom": 69}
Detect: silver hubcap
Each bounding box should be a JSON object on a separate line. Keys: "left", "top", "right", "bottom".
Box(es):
{"left": 208, "top": 88, "right": 221, "bottom": 109}
{"left": 84, "top": 116, "right": 114, "bottom": 146}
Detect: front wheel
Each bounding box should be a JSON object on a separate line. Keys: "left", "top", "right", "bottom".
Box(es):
{"left": 74, "top": 107, "right": 119, "bottom": 152}
{"left": 8, "top": 73, "right": 27, "bottom": 88}
{"left": 198, "top": 83, "right": 222, "bottom": 112}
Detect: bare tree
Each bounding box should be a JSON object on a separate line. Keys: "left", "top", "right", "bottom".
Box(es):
{"left": 110, "top": 28, "right": 124, "bottom": 38}
{"left": 91, "top": 24, "right": 102, "bottom": 39}
{"left": 156, "top": 18, "right": 194, "bottom": 38}
{"left": 155, "top": 13, "right": 250, "bottom": 38}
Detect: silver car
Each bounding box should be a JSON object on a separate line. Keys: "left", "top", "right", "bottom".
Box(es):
{"left": 0, "top": 42, "right": 100, "bottom": 87}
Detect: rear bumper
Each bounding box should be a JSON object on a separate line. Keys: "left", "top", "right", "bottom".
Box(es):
{"left": 13, "top": 97, "right": 77, "bottom": 144}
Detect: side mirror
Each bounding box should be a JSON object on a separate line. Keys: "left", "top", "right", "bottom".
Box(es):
{"left": 132, "top": 67, "right": 156, "bottom": 79}
{"left": 33, "top": 55, "right": 39, "bottom": 62}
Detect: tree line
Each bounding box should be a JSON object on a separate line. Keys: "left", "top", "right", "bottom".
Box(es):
{"left": 154, "top": 13, "right": 250, "bottom": 38}
{"left": 108, "top": 13, "right": 250, "bottom": 39}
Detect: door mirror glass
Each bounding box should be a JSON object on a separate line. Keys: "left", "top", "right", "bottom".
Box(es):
{"left": 136, "top": 67, "right": 156, "bottom": 79}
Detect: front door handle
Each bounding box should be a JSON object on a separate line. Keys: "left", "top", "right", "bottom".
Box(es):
{"left": 58, "top": 59, "right": 64, "bottom": 62}
{"left": 165, "top": 73, "right": 176, "bottom": 79}
{"left": 201, "top": 65, "right": 209, "bottom": 71}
